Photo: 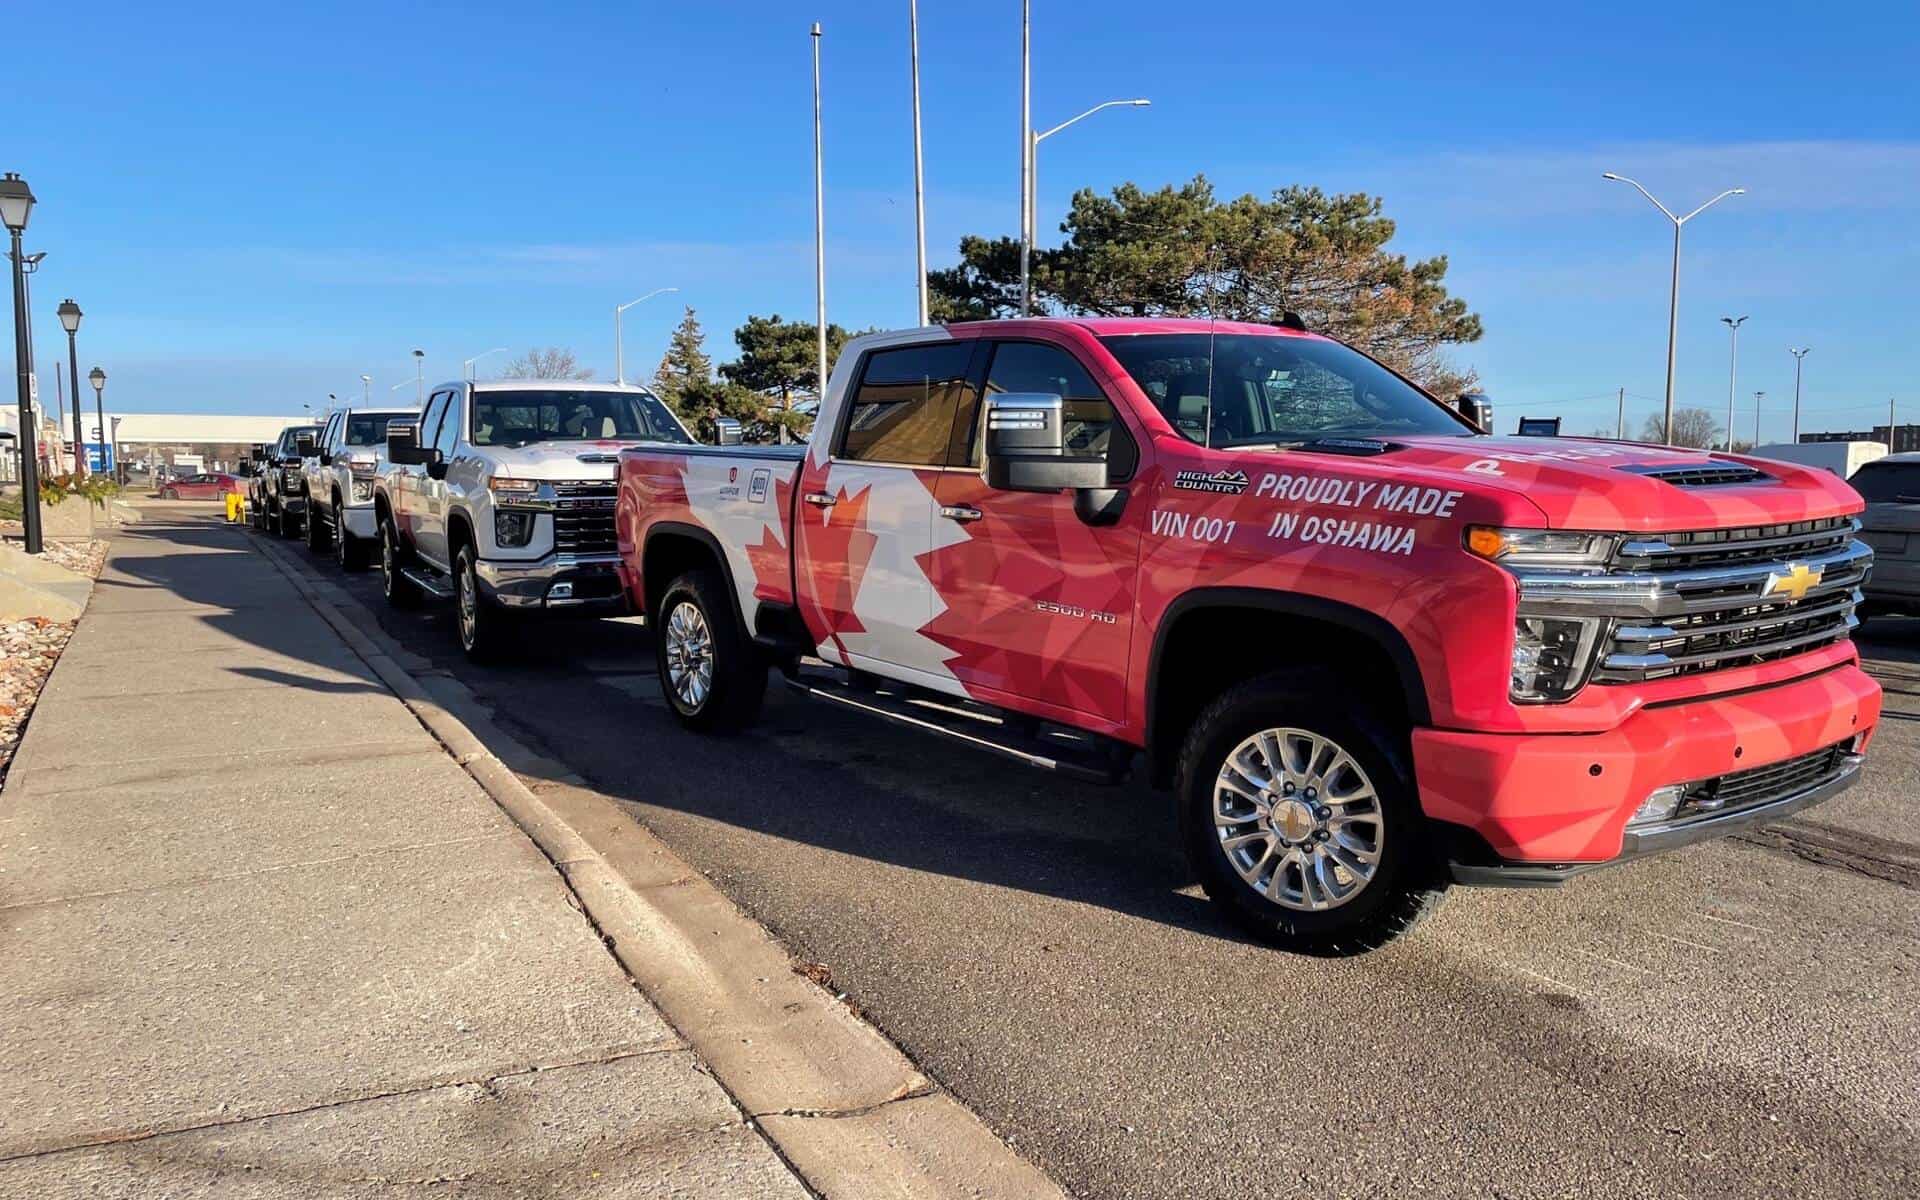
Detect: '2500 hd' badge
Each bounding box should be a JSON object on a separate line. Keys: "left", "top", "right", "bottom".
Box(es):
{"left": 1172, "top": 469, "right": 1250, "bottom": 495}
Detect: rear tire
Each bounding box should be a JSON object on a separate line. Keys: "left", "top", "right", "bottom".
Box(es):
{"left": 306, "top": 501, "right": 331, "bottom": 553}
{"left": 655, "top": 568, "right": 765, "bottom": 733}
{"left": 1176, "top": 671, "right": 1446, "bottom": 955}
{"left": 381, "top": 514, "right": 420, "bottom": 608}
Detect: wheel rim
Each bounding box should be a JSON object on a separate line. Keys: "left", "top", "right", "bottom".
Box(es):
{"left": 457, "top": 557, "right": 477, "bottom": 648}
{"left": 335, "top": 518, "right": 347, "bottom": 566}
{"left": 1213, "top": 727, "right": 1385, "bottom": 912}
{"left": 663, "top": 600, "right": 713, "bottom": 709}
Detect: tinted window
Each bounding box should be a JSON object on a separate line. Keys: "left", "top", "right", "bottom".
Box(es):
{"left": 344, "top": 412, "right": 405, "bottom": 446}
{"left": 1099, "top": 333, "right": 1468, "bottom": 447}
{"left": 278, "top": 426, "right": 319, "bottom": 456}
{"left": 468, "top": 389, "right": 692, "bottom": 447}
{"left": 434, "top": 394, "right": 462, "bottom": 459}
{"left": 417, "top": 393, "right": 449, "bottom": 456}
{"left": 840, "top": 343, "right": 977, "bottom": 466}
{"left": 972, "top": 341, "right": 1136, "bottom": 480}
{"left": 1849, "top": 462, "right": 1920, "bottom": 503}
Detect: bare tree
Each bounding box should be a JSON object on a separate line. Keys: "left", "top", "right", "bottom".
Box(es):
{"left": 1637, "top": 407, "right": 1721, "bottom": 449}
{"left": 502, "top": 348, "right": 595, "bottom": 380}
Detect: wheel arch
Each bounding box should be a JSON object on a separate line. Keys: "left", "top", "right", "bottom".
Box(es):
{"left": 642, "top": 522, "right": 750, "bottom": 634}
{"left": 1145, "top": 588, "right": 1431, "bottom": 787}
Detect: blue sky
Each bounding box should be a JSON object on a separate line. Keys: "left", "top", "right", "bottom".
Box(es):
{"left": 7, "top": 0, "right": 1918, "bottom": 441}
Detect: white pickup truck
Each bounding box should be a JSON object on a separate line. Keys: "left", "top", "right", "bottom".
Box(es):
{"left": 374, "top": 379, "right": 696, "bottom": 659}
{"left": 297, "top": 405, "right": 417, "bottom": 570}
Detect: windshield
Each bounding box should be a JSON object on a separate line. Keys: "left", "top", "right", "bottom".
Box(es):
{"left": 469, "top": 389, "right": 692, "bottom": 448}
{"left": 1099, "top": 333, "right": 1471, "bottom": 448}
{"left": 278, "top": 426, "right": 319, "bottom": 454}
{"left": 345, "top": 413, "right": 406, "bottom": 446}
{"left": 1849, "top": 461, "right": 1920, "bottom": 503}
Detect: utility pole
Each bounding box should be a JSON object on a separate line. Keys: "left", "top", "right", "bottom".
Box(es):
{"left": 1719, "top": 315, "right": 1746, "bottom": 452}
{"left": 811, "top": 23, "right": 828, "bottom": 402}
{"left": 1752, "top": 391, "right": 1764, "bottom": 449}
{"left": 1789, "top": 347, "right": 1810, "bottom": 443}
{"left": 909, "top": 0, "right": 928, "bottom": 326}
{"left": 1017, "top": 0, "right": 1031, "bottom": 316}
{"left": 1616, "top": 387, "right": 1626, "bottom": 440}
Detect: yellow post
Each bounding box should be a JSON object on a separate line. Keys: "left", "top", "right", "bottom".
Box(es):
{"left": 226, "top": 491, "right": 245, "bottom": 523}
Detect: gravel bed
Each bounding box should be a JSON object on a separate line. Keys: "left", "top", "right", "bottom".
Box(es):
{"left": 0, "top": 535, "right": 104, "bottom": 786}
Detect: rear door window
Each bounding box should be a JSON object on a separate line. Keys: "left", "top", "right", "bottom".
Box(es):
{"left": 838, "top": 343, "right": 977, "bottom": 466}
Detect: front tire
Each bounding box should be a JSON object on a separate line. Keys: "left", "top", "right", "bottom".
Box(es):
{"left": 335, "top": 501, "right": 369, "bottom": 572}
{"left": 454, "top": 542, "right": 510, "bottom": 662}
{"left": 1177, "top": 672, "right": 1446, "bottom": 955}
{"left": 306, "top": 501, "right": 332, "bottom": 553}
{"left": 380, "top": 515, "right": 419, "bottom": 608}
{"left": 655, "top": 568, "right": 765, "bottom": 733}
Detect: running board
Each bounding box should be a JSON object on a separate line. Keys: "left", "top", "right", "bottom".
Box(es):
{"left": 782, "top": 669, "right": 1133, "bottom": 784}
{"left": 400, "top": 565, "right": 455, "bottom": 599}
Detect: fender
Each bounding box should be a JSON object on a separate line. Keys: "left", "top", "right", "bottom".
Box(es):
{"left": 642, "top": 521, "right": 753, "bottom": 635}
{"left": 1145, "top": 587, "right": 1434, "bottom": 753}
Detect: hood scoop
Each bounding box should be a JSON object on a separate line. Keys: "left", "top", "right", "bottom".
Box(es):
{"left": 1618, "top": 462, "right": 1773, "bottom": 487}
{"left": 574, "top": 452, "right": 621, "bottom": 465}
{"left": 1297, "top": 437, "right": 1399, "bottom": 457}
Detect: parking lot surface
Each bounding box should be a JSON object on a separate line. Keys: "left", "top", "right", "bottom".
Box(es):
{"left": 304, "top": 534, "right": 1919, "bottom": 1199}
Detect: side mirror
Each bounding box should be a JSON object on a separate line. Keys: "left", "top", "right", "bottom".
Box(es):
{"left": 714, "top": 417, "right": 744, "bottom": 446}
{"left": 387, "top": 421, "right": 427, "bottom": 465}
{"left": 983, "top": 393, "right": 1108, "bottom": 493}
{"left": 295, "top": 432, "right": 317, "bottom": 457}
{"left": 1456, "top": 392, "right": 1493, "bottom": 433}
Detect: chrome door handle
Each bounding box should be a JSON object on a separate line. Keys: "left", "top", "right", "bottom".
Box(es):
{"left": 940, "top": 504, "right": 983, "bottom": 523}
{"left": 803, "top": 491, "right": 836, "bottom": 508}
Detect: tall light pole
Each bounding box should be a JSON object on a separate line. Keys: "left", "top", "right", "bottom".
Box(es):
{"left": 1789, "top": 347, "right": 1810, "bottom": 443}
{"left": 811, "top": 22, "right": 828, "bottom": 400}
{"left": 14, "top": 250, "right": 43, "bottom": 469}
{"left": 1719, "top": 315, "right": 1747, "bottom": 452}
{"left": 360, "top": 374, "right": 372, "bottom": 404}
{"left": 1026, "top": 97, "right": 1151, "bottom": 316}
{"left": 88, "top": 367, "right": 106, "bottom": 479}
{"left": 1602, "top": 173, "right": 1745, "bottom": 445}
{"left": 56, "top": 300, "right": 84, "bottom": 478}
{"left": 1, "top": 172, "right": 42, "bottom": 554}
{"left": 909, "top": 0, "right": 928, "bottom": 325}
{"left": 1752, "top": 391, "right": 1765, "bottom": 449}
{"left": 1616, "top": 387, "right": 1626, "bottom": 440}
{"left": 614, "top": 288, "right": 676, "bottom": 385}
{"left": 412, "top": 348, "right": 425, "bottom": 402}
{"left": 1017, "top": 0, "right": 1031, "bottom": 316}
{"left": 463, "top": 346, "right": 509, "bottom": 383}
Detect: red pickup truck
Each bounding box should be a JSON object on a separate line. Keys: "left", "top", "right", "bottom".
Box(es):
{"left": 616, "top": 318, "right": 1879, "bottom": 953}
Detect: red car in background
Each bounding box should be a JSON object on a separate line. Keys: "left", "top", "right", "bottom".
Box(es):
{"left": 159, "top": 473, "right": 244, "bottom": 500}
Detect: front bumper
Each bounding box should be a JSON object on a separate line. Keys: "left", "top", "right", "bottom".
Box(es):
{"left": 475, "top": 552, "right": 628, "bottom": 613}
{"left": 340, "top": 503, "right": 379, "bottom": 540}
{"left": 1414, "top": 662, "right": 1881, "bottom": 880}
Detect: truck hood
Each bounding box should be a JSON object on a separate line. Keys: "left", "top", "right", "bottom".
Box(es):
{"left": 1384, "top": 435, "right": 1863, "bottom": 531}
{"left": 484, "top": 438, "right": 678, "bottom": 481}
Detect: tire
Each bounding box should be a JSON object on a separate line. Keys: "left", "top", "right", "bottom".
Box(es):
{"left": 454, "top": 542, "right": 511, "bottom": 662}
{"left": 306, "top": 500, "right": 332, "bottom": 553}
{"left": 380, "top": 514, "right": 420, "bottom": 608}
{"left": 655, "top": 568, "right": 765, "bottom": 733}
{"left": 1176, "top": 671, "right": 1446, "bottom": 955}
{"left": 274, "top": 500, "right": 297, "bottom": 539}
{"left": 335, "top": 500, "right": 369, "bottom": 572}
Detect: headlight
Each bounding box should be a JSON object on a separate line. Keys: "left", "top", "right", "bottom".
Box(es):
{"left": 495, "top": 509, "right": 535, "bottom": 547}
{"left": 345, "top": 453, "right": 378, "bottom": 476}
{"left": 1467, "top": 526, "right": 1617, "bottom": 570}
{"left": 350, "top": 478, "right": 375, "bottom": 502}
{"left": 489, "top": 477, "right": 540, "bottom": 504}
{"left": 1510, "top": 615, "right": 1607, "bottom": 703}
{"left": 282, "top": 467, "right": 302, "bottom": 489}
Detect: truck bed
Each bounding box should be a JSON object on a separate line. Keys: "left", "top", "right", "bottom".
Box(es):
{"left": 616, "top": 443, "right": 809, "bottom": 627}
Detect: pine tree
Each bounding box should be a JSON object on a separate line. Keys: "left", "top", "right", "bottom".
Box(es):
{"left": 652, "top": 307, "right": 713, "bottom": 417}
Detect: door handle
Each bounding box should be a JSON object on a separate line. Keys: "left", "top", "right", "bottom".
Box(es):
{"left": 803, "top": 491, "right": 836, "bottom": 508}
{"left": 939, "top": 504, "right": 983, "bottom": 523}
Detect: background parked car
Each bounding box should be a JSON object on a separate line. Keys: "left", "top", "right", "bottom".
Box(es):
{"left": 1852, "top": 451, "right": 1920, "bottom": 617}
{"left": 158, "top": 473, "right": 244, "bottom": 500}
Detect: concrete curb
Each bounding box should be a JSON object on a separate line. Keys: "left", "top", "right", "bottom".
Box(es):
{"left": 247, "top": 530, "right": 1065, "bottom": 1200}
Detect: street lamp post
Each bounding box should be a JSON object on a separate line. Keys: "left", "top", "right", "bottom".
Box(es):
{"left": 88, "top": 367, "right": 106, "bottom": 479}
{"left": 614, "top": 288, "right": 677, "bottom": 385}
{"left": 811, "top": 22, "right": 828, "bottom": 404}
{"left": 13, "top": 250, "right": 44, "bottom": 469}
{"left": 1602, "top": 173, "right": 1745, "bottom": 445}
{"left": 1, "top": 172, "right": 42, "bottom": 554}
{"left": 412, "top": 349, "right": 425, "bottom": 402}
{"left": 360, "top": 374, "right": 372, "bottom": 403}
{"left": 56, "top": 299, "right": 84, "bottom": 477}
{"left": 1789, "top": 347, "right": 1811, "bottom": 443}
{"left": 1023, "top": 97, "right": 1151, "bottom": 316}
{"left": 909, "top": 0, "right": 928, "bottom": 325}
{"left": 463, "top": 346, "right": 508, "bottom": 383}
{"left": 1719, "top": 315, "right": 1747, "bottom": 452}
{"left": 1753, "top": 391, "right": 1765, "bottom": 449}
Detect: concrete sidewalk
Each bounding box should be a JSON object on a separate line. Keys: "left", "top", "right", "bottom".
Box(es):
{"left": 0, "top": 515, "right": 809, "bottom": 1197}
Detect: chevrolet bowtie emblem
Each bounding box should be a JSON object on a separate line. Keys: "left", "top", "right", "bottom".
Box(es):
{"left": 1763, "top": 562, "right": 1823, "bottom": 603}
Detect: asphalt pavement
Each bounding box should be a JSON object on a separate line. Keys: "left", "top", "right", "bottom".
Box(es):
{"left": 296, "top": 519, "right": 1920, "bottom": 1200}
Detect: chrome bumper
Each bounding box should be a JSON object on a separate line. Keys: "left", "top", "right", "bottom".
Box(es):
{"left": 340, "top": 504, "right": 379, "bottom": 540}
{"left": 474, "top": 552, "right": 628, "bottom": 612}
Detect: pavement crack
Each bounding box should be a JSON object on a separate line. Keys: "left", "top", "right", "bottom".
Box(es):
{"left": 751, "top": 1083, "right": 942, "bottom": 1122}
{"left": 1733, "top": 822, "right": 1920, "bottom": 890}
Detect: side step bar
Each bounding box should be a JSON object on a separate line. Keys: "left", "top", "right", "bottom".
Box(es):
{"left": 400, "top": 565, "right": 456, "bottom": 599}
{"left": 782, "top": 669, "right": 1134, "bottom": 784}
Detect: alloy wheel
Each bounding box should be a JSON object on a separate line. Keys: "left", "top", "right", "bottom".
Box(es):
{"left": 663, "top": 600, "right": 714, "bottom": 709}
{"left": 1213, "top": 727, "right": 1385, "bottom": 912}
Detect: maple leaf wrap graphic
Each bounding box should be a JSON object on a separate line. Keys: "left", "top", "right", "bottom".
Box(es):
{"left": 796, "top": 483, "right": 880, "bottom": 661}
{"left": 744, "top": 475, "right": 797, "bottom": 608}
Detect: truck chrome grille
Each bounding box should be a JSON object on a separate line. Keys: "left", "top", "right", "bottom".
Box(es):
{"left": 1673, "top": 741, "right": 1855, "bottom": 821}
{"left": 1592, "top": 519, "right": 1870, "bottom": 682}
{"left": 550, "top": 481, "right": 618, "bottom": 554}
